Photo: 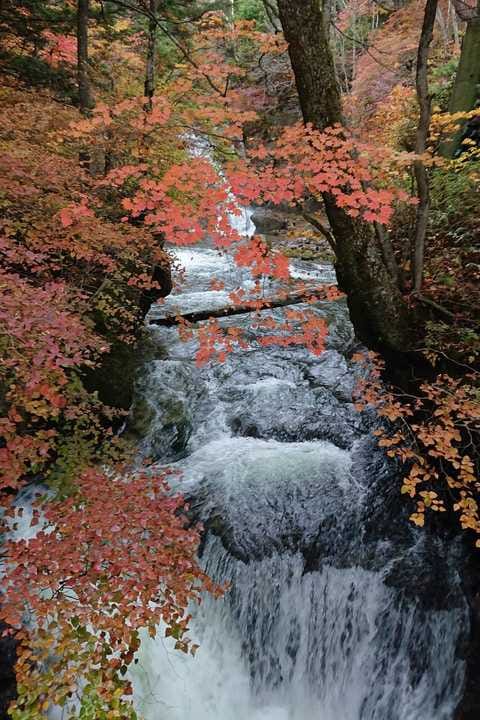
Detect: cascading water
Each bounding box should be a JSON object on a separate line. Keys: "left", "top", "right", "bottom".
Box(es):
{"left": 130, "top": 206, "right": 468, "bottom": 720}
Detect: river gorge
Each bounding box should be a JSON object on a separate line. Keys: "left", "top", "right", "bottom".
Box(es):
{"left": 126, "top": 207, "right": 469, "bottom": 720}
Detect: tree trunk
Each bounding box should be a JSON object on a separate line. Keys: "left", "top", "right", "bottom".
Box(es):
{"left": 144, "top": 0, "right": 159, "bottom": 110}
{"left": 412, "top": 0, "right": 438, "bottom": 292}
{"left": 77, "top": 0, "right": 94, "bottom": 115}
{"left": 440, "top": 0, "right": 480, "bottom": 157}
{"left": 276, "top": 0, "right": 414, "bottom": 354}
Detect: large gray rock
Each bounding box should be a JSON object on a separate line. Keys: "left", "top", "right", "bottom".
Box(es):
{"left": 251, "top": 208, "right": 288, "bottom": 233}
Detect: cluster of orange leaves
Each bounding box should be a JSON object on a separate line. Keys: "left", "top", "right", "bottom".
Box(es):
{"left": 229, "top": 123, "right": 417, "bottom": 226}
{"left": 40, "top": 30, "right": 77, "bottom": 67}
{"left": 354, "top": 352, "right": 480, "bottom": 536}
{"left": 430, "top": 107, "right": 480, "bottom": 149}
{"left": 73, "top": 91, "right": 405, "bottom": 370}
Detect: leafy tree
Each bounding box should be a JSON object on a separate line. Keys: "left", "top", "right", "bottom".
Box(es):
{"left": 0, "top": 1, "right": 77, "bottom": 93}
{"left": 276, "top": 0, "right": 414, "bottom": 354}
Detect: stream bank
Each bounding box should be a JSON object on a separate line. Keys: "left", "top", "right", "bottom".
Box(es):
{"left": 0, "top": 255, "right": 172, "bottom": 720}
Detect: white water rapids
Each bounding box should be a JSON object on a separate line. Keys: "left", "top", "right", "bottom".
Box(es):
{"left": 128, "top": 207, "right": 469, "bottom": 720}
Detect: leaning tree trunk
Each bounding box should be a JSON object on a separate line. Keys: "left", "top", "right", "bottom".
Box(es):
{"left": 440, "top": 0, "right": 480, "bottom": 158}
{"left": 276, "top": 0, "right": 414, "bottom": 354}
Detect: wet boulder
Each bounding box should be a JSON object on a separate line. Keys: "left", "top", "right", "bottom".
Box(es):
{"left": 175, "top": 437, "right": 355, "bottom": 562}
{"left": 129, "top": 360, "right": 203, "bottom": 461}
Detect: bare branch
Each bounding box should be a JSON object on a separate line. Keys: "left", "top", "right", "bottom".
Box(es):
{"left": 302, "top": 212, "right": 337, "bottom": 252}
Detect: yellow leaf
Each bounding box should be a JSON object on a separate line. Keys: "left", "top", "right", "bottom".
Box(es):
{"left": 410, "top": 513, "right": 425, "bottom": 527}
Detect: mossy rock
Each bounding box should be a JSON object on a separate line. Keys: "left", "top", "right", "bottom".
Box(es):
{"left": 83, "top": 338, "right": 137, "bottom": 415}
{"left": 127, "top": 396, "right": 157, "bottom": 439}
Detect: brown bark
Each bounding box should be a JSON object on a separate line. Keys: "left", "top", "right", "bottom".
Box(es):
{"left": 276, "top": 0, "right": 414, "bottom": 353}
{"left": 412, "top": 0, "right": 438, "bottom": 292}
{"left": 276, "top": 1, "right": 342, "bottom": 129}
{"left": 144, "top": 0, "right": 159, "bottom": 110}
{"left": 77, "top": 0, "right": 94, "bottom": 115}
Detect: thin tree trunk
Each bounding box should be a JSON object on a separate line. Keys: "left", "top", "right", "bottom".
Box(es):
{"left": 435, "top": 6, "right": 449, "bottom": 53}
{"left": 77, "top": 0, "right": 94, "bottom": 115}
{"left": 226, "top": 0, "right": 238, "bottom": 61}
{"left": 412, "top": 0, "right": 438, "bottom": 293}
{"left": 144, "top": 0, "right": 159, "bottom": 110}
{"left": 276, "top": 0, "right": 413, "bottom": 354}
{"left": 440, "top": 0, "right": 480, "bottom": 157}
{"left": 450, "top": 0, "right": 460, "bottom": 48}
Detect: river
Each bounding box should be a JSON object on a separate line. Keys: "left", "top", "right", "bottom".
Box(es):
{"left": 128, "top": 207, "right": 469, "bottom": 720}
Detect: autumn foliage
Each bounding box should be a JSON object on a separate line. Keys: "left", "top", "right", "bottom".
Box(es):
{"left": 1, "top": 1, "right": 479, "bottom": 718}
{"left": 354, "top": 353, "right": 479, "bottom": 537}
{"left": 2, "top": 470, "right": 220, "bottom": 719}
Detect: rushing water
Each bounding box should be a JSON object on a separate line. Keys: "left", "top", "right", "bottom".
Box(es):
{"left": 130, "top": 209, "right": 468, "bottom": 720}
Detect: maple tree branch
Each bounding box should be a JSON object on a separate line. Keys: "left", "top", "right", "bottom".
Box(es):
{"left": 416, "top": 348, "right": 480, "bottom": 373}
{"left": 90, "top": 277, "right": 111, "bottom": 302}
{"left": 103, "top": 1, "right": 232, "bottom": 97}
{"left": 156, "top": 22, "right": 231, "bottom": 97}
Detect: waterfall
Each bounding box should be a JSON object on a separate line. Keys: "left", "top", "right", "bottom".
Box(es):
{"left": 129, "top": 205, "right": 469, "bottom": 719}
{"left": 133, "top": 543, "right": 465, "bottom": 720}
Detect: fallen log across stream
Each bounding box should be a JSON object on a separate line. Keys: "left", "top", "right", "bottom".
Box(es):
{"left": 150, "top": 285, "right": 338, "bottom": 326}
